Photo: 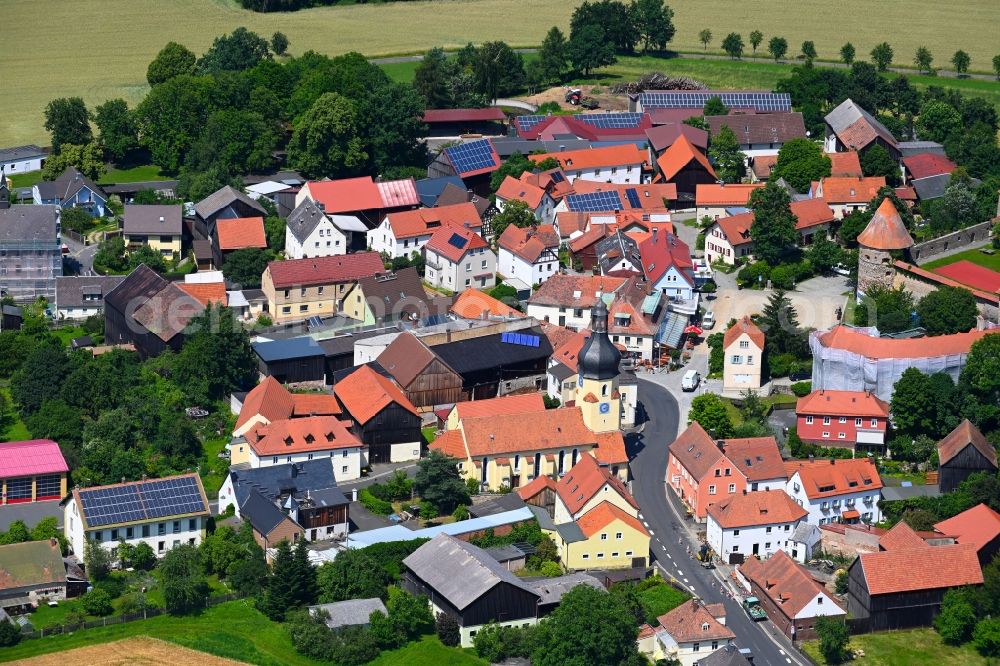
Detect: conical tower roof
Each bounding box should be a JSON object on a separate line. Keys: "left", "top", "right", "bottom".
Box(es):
{"left": 857, "top": 198, "right": 914, "bottom": 250}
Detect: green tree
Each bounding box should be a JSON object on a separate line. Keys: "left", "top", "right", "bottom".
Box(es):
{"left": 688, "top": 393, "right": 733, "bottom": 438}
{"left": 758, "top": 289, "right": 808, "bottom": 358}
{"left": 698, "top": 29, "right": 712, "bottom": 52}
{"left": 973, "top": 618, "right": 1000, "bottom": 657}
{"left": 437, "top": 612, "right": 461, "bottom": 646}
{"left": 749, "top": 30, "right": 763, "bottom": 55}
{"left": 870, "top": 42, "right": 894, "bottom": 71}
{"left": 569, "top": 24, "right": 617, "bottom": 76}
{"left": 916, "top": 286, "right": 978, "bottom": 335}
{"left": 490, "top": 151, "right": 558, "bottom": 191}
{"left": 221, "top": 248, "right": 272, "bottom": 289}
{"left": 993, "top": 54, "right": 1000, "bottom": 80}
{"left": 259, "top": 540, "right": 296, "bottom": 620}
{"left": 914, "top": 46, "right": 934, "bottom": 74}
{"left": 960, "top": 334, "right": 1000, "bottom": 429}
{"left": 134, "top": 74, "right": 215, "bottom": 172}
{"left": 806, "top": 232, "right": 843, "bottom": 274}
{"left": 185, "top": 109, "right": 280, "bottom": 177}
{"left": 386, "top": 586, "right": 434, "bottom": 639}
{"left": 147, "top": 42, "right": 197, "bottom": 86}
{"left": 860, "top": 144, "right": 900, "bottom": 185}
{"left": 357, "top": 82, "right": 428, "bottom": 175}
{"left": 0, "top": 620, "right": 20, "bottom": 647}
{"left": 767, "top": 36, "right": 788, "bottom": 62}
{"left": 413, "top": 48, "right": 453, "bottom": 109}
{"left": 801, "top": 40, "right": 817, "bottom": 62}
{"left": 133, "top": 542, "right": 156, "bottom": 570}
{"left": 11, "top": 341, "right": 71, "bottom": 416}
{"left": 271, "top": 31, "right": 289, "bottom": 56}
{"left": 538, "top": 27, "right": 569, "bottom": 83}
{"left": 44, "top": 97, "right": 92, "bottom": 154}
{"left": 816, "top": 616, "right": 850, "bottom": 664}
{"left": 83, "top": 539, "right": 112, "bottom": 581}
{"left": 952, "top": 50, "right": 971, "bottom": 76}
{"left": 721, "top": 32, "right": 744, "bottom": 60}
{"left": 414, "top": 450, "right": 470, "bottom": 513}
{"left": 532, "top": 585, "right": 641, "bottom": 666}
{"left": 917, "top": 100, "right": 962, "bottom": 144}
{"left": 703, "top": 96, "right": 728, "bottom": 116}
{"left": 708, "top": 125, "right": 745, "bottom": 183}
{"left": 60, "top": 207, "right": 97, "bottom": 234}
{"left": 288, "top": 92, "right": 367, "bottom": 179}
{"left": 840, "top": 42, "right": 856, "bottom": 64}
{"left": 40, "top": 142, "right": 105, "bottom": 181}
{"left": 771, "top": 137, "right": 831, "bottom": 192}
{"left": 81, "top": 588, "right": 114, "bottom": 616}
{"left": 473, "top": 41, "right": 525, "bottom": 102}
{"left": 856, "top": 284, "right": 915, "bottom": 333}
{"left": 160, "top": 544, "right": 208, "bottom": 615}
{"left": 890, "top": 368, "right": 937, "bottom": 438}
{"left": 490, "top": 199, "right": 538, "bottom": 241}
{"left": 936, "top": 589, "right": 977, "bottom": 644}
{"left": 748, "top": 182, "right": 797, "bottom": 264}
{"left": 94, "top": 99, "right": 138, "bottom": 162}
{"left": 316, "top": 549, "right": 391, "bottom": 602}
{"left": 172, "top": 305, "right": 256, "bottom": 405}
{"left": 631, "top": 0, "right": 675, "bottom": 53}
{"left": 199, "top": 27, "right": 271, "bottom": 74}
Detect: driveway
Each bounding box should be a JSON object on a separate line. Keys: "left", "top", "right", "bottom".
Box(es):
{"left": 629, "top": 379, "right": 808, "bottom": 666}
{"left": 0, "top": 500, "right": 63, "bottom": 532}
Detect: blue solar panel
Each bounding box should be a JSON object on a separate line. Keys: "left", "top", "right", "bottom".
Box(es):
{"left": 516, "top": 115, "right": 546, "bottom": 132}
{"left": 565, "top": 191, "right": 624, "bottom": 212}
{"left": 576, "top": 112, "right": 644, "bottom": 129}
{"left": 79, "top": 476, "right": 205, "bottom": 527}
{"left": 445, "top": 139, "right": 498, "bottom": 175}
{"left": 501, "top": 332, "right": 540, "bottom": 347}
{"left": 639, "top": 91, "right": 791, "bottom": 112}
{"left": 447, "top": 232, "right": 468, "bottom": 249}
{"left": 625, "top": 188, "right": 642, "bottom": 208}
{"left": 550, "top": 171, "right": 564, "bottom": 183}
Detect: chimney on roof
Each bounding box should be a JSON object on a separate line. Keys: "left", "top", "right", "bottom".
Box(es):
{"left": 652, "top": 227, "right": 658, "bottom": 243}
{"left": 716, "top": 440, "right": 725, "bottom": 451}
{"left": 830, "top": 459, "right": 836, "bottom": 465}
{"left": 808, "top": 454, "right": 814, "bottom": 462}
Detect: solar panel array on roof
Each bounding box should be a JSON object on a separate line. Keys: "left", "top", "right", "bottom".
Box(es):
{"left": 501, "top": 332, "right": 540, "bottom": 347}
{"left": 79, "top": 476, "right": 205, "bottom": 527}
{"left": 445, "top": 139, "right": 498, "bottom": 175}
{"left": 515, "top": 115, "right": 547, "bottom": 132}
{"left": 565, "top": 191, "right": 624, "bottom": 212}
{"left": 550, "top": 172, "right": 565, "bottom": 183}
{"left": 577, "top": 113, "right": 644, "bottom": 128}
{"left": 447, "top": 232, "right": 469, "bottom": 249}
{"left": 625, "top": 188, "right": 642, "bottom": 208}
{"left": 639, "top": 92, "right": 791, "bottom": 112}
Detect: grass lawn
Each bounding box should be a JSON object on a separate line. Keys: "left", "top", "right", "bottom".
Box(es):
{"left": 422, "top": 426, "right": 437, "bottom": 444}
{"left": 367, "top": 635, "right": 486, "bottom": 666}
{"left": 638, "top": 582, "right": 690, "bottom": 623}
{"left": 97, "top": 164, "right": 164, "bottom": 185}
{"left": 50, "top": 325, "right": 86, "bottom": 347}
{"left": 0, "top": 386, "right": 31, "bottom": 442}
{"left": 380, "top": 61, "right": 421, "bottom": 84}
{"left": 9, "top": 171, "right": 43, "bottom": 189}
{"left": 801, "top": 628, "right": 988, "bottom": 665}
{"left": 921, "top": 246, "right": 1000, "bottom": 272}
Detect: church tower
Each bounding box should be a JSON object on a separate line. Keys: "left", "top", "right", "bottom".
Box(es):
{"left": 575, "top": 299, "right": 622, "bottom": 433}
{"left": 0, "top": 167, "right": 9, "bottom": 210}
{"left": 855, "top": 197, "right": 914, "bottom": 300}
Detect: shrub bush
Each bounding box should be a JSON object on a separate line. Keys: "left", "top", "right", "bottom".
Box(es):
{"left": 82, "top": 588, "right": 114, "bottom": 616}
{"left": 359, "top": 488, "right": 393, "bottom": 516}
{"left": 791, "top": 381, "right": 812, "bottom": 397}
{"left": 95, "top": 574, "right": 126, "bottom": 599}
{"left": 0, "top": 619, "right": 21, "bottom": 647}
{"left": 539, "top": 561, "right": 563, "bottom": 577}
{"left": 437, "top": 612, "right": 460, "bottom": 646}
{"left": 737, "top": 260, "right": 770, "bottom": 288}
{"left": 452, "top": 504, "right": 470, "bottom": 521}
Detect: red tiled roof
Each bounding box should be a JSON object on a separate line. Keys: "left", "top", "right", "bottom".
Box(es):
{"left": 246, "top": 415, "right": 361, "bottom": 455}
{"left": 657, "top": 134, "right": 716, "bottom": 182}
{"left": 0, "top": 439, "right": 68, "bottom": 478}
{"left": 903, "top": 153, "right": 957, "bottom": 180}
{"left": 826, "top": 151, "right": 863, "bottom": 177}
{"left": 216, "top": 216, "right": 266, "bottom": 251}
{"left": 714, "top": 199, "right": 835, "bottom": 248}
{"left": 424, "top": 224, "right": 488, "bottom": 263}
{"left": 937, "top": 419, "right": 997, "bottom": 468}
{"left": 858, "top": 542, "right": 983, "bottom": 595}
{"left": 431, "top": 429, "right": 468, "bottom": 459}
{"left": 558, "top": 453, "right": 638, "bottom": 515}
{"left": 814, "top": 177, "right": 886, "bottom": 204}
{"left": 707, "top": 489, "right": 806, "bottom": 528}
{"left": 498, "top": 224, "right": 559, "bottom": 263}
{"left": 516, "top": 474, "right": 557, "bottom": 501}
{"left": 266, "top": 252, "right": 385, "bottom": 289}
{"left": 857, "top": 198, "right": 914, "bottom": 250}
{"left": 551, "top": 330, "right": 589, "bottom": 373}
{"left": 334, "top": 365, "right": 419, "bottom": 424}
{"left": 706, "top": 112, "right": 807, "bottom": 145}
{"left": 894, "top": 186, "right": 917, "bottom": 201}
{"left": 577, "top": 501, "right": 649, "bottom": 538}
{"left": 715, "top": 212, "right": 754, "bottom": 248}
{"left": 657, "top": 600, "right": 735, "bottom": 644}
{"left": 669, "top": 422, "right": 726, "bottom": 480}
{"left": 453, "top": 393, "right": 546, "bottom": 421}
{"left": 385, "top": 202, "right": 482, "bottom": 240}
{"left": 530, "top": 144, "right": 647, "bottom": 171}
{"left": 724, "top": 316, "right": 765, "bottom": 350}
{"left": 177, "top": 281, "right": 227, "bottom": 307}
{"left": 450, "top": 289, "right": 521, "bottom": 320}
{"left": 784, "top": 458, "right": 882, "bottom": 499}
{"left": 304, "top": 177, "right": 419, "bottom": 213}
{"left": 751, "top": 155, "right": 777, "bottom": 179}
{"left": 422, "top": 108, "right": 506, "bottom": 123}
{"left": 527, "top": 274, "right": 627, "bottom": 308}
{"left": 458, "top": 407, "right": 597, "bottom": 457}
{"left": 934, "top": 504, "right": 1000, "bottom": 553}
{"left": 638, "top": 232, "right": 692, "bottom": 286}
{"left": 815, "top": 325, "right": 997, "bottom": 360}
{"left": 496, "top": 176, "right": 546, "bottom": 210}
{"left": 696, "top": 183, "right": 763, "bottom": 207}
{"left": 722, "top": 437, "right": 786, "bottom": 482}
{"left": 739, "top": 550, "right": 844, "bottom": 619}
{"left": 796, "top": 390, "right": 889, "bottom": 418}
{"left": 236, "top": 377, "right": 341, "bottom": 433}
{"left": 645, "top": 123, "right": 709, "bottom": 152}
{"left": 934, "top": 261, "right": 1000, "bottom": 294}
{"left": 878, "top": 522, "right": 931, "bottom": 551}
{"left": 520, "top": 115, "right": 653, "bottom": 142}
{"left": 571, "top": 180, "right": 678, "bottom": 204}
{"left": 292, "top": 393, "right": 341, "bottom": 417}
{"left": 594, "top": 431, "right": 628, "bottom": 465}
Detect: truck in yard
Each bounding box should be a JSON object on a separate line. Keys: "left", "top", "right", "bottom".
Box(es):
{"left": 742, "top": 596, "right": 767, "bottom": 621}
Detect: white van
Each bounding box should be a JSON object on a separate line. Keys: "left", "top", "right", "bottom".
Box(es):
{"left": 681, "top": 370, "right": 701, "bottom": 392}
{"left": 702, "top": 311, "right": 715, "bottom": 329}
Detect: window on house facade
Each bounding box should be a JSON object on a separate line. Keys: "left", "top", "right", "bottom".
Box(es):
{"left": 709, "top": 485, "right": 716, "bottom": 495}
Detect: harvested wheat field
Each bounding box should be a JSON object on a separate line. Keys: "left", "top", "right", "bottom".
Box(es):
{"left": 14, "top": 637, "right": 245, "bottom": 666}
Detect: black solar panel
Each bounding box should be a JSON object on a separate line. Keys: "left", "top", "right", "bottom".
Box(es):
{"left": 639, "top": 91, "right": 791, "bottom": 112}
{"left": 79, "top": 476, "right": 205, "bottom": 527}
{"left": 447, "top": 232, "right": 468, "bottom": 249}
{"left": 625, "top": 188, "right": 642, "bottom": 208}
{"left": 577, "top": 113, "right": 644, "bottom": 129}
{"left": 565, "top": 191, "right": 624, "bottom": 212}
{"left": 445, "top": 139, "right": 498, "bottom": 175}
{"left": 550, "top": 172, "right": 565, "bottom": 183}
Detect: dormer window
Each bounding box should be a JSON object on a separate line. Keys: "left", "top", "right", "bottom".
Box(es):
{"left": 701, "top": 622, "right": 709, "bottom": 631}
{"left": 284, "top": 436, "right": 294, "bottom": 446}
{"left": 305, "top": 434, "right": 315, "bottom": 444}
{"left": 326, "top": 432, "right": 335, "bottom": 442}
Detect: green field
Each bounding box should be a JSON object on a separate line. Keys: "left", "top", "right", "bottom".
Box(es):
{"left": 921, "top": 246, "right": 1000, "bottom": 272}
{"left": 801, "top": 628, "right": 987, "bottom": 665}
{"left": 4, "top": 0, "right": 1000, "bottom": 146}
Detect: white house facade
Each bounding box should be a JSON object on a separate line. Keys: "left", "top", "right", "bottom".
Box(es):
{"left": 498, "top": 246, "right": 559, "bottom": 287}
{"left": 706, "top": 510, "right": 807, "bottom": 562}
{"left": 784, "top": 471, "right": 883, "bottom": 526}
{"left": 0, "top": 145, "right": 46, "bottom": 175}
{"left": 286, "top": 217, "right": 348, "bottom": 260}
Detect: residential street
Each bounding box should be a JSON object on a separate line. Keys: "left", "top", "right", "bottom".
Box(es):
{"left": 629, "top": 378, "right": 807, "bottom": 665}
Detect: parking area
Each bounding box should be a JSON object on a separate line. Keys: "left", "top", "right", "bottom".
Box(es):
{"left": 707, "top": 274, "right": 851, "bottom": 335}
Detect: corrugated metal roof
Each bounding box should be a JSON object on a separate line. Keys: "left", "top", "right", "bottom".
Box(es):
{"left": 253, "top": 336, "right": 324, "bottom": 362}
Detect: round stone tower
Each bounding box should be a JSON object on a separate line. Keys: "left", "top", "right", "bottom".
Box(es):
{"left": 855, "top": 197, "right": 915, "bottom": 299}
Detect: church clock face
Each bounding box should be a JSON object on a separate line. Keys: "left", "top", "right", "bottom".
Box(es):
{"left": 599, "top": 402, "right": 611, "bottom": 414}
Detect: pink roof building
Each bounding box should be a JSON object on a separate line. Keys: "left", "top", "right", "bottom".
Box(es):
{"left": 0, "top": 440, "right": 69, "bottom": 503}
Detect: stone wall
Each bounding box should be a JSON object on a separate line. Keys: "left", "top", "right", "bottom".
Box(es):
{"left": 909, "top": 220, "right": 994, "bottom": 263}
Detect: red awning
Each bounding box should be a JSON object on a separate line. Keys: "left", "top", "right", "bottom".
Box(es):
{"left": 684, "top": 325, "right": 704, "bottom": 335}
{"left": 842, "top": 509, "right": 861, "bottom": 520}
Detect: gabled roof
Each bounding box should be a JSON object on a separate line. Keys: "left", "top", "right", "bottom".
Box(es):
{"left": 453, "top": 407, "right": 597, "bottom": 457}
{"left": 352, "top": 267, "right": 429, "bottom": 321}
{"left": 784, "top": 458, "right": 882, "bottom": 499}
{"left": 424, "top": 224, "right": 488, "bottom": 263}
{"left": 265, "top": 252, "right": 385, "bottom": 289}
{"left": 384, "top": 202, "right": 482, "bottom": 240}
{"left": 452, "top": 393, "right": 546, "bottom": 421}
{"left": 669, "top": 422, "right": 726, "bottom": 479}
{"left": 645, "top": 123, "right": 709, "bottom": 152}
{"left": 0, "top": 539, "right": 66, "bottom": 593}
{"left": 377, "top": 332, "right": 447, "bottom": 387}
{"left": 0, "top": 205, "right": 60, "bottom": 244}
{"left": 240, "top": 488, "right": 294, "bottom": 537}
{"left": 499, "top": 224, "right": 559, "bottom": 263}
{"left": 657, "top": 134, "right": 716, "bottom": 182}
{"left": 713, "top": 199, "right": 835, "bottom": 248}
{"left": 194, "top": 185, "right": 265, "bottom": 221}
{"left": 814, "top": 325, "right": 998, "bottom": 360}
{"left": 696, "top": 183, "right": 763, "bottom": 207}
{"left": 334, "top": 364, "right": 419, "bottom": 424}
{"left": 550, "top": 330, "right": 589, "bottom": 373}
{"left": 796, "top": 390, "right": 889, "bottom": 418}
{"left": 35, "top": 167, "right": 107, "bottom": 204}
{"left": 571, "top": 180, "right": 678, "bottom": 205}
{"left": 74, "top": 473, "right": 209, "bottom": 529}
{"left": 658, "top": 599, "right": 735, "bottom": 644}
{"left": 825, "top": 99, "right": 899, "bottom": 150}
{"left": 177, "top": 281, "right": 227, "bottom": 307}
{"left": 0, "top": 439, "right": 68, "bottom": 478}
{"left": 432, "top": 429, "right": 468, "bottom": 459}
{"left": 813, "top": 176, "right": 886, "bottom": 204}
{"left": 286, "top": 198, "right": 328, "bottom": 243}
{"left": 937, "top": 419, "right": 997, "bottom": 468}
{"left": 638, "top": 231, "right": 692, "bottom": 286}
{"left": 714, "top": 212, "right": 754, "bottom": 248}
{"left": 934, "top": 504, "right": 1000, "bottom": 553}
{"left": 443, "top": 139, "right": 501, "bottom": 178}
{"left": 594, "top": 431, "right": 628, "bottom": 465}
{"left": 216, "top": 216, "right": 266, "bottom": 251}
{"left": 706, "top": 112, "right": 807, "bottom": 145}
{"left": 235, "top": 376, "right": 340, "bottom": 432}
{"left": 527, "top": 274, "right": 627, "bottom": 308}
{"left": 311, "top": 598, "right": 389, "bottom": 629}
{"left": 721, "top": 437, "right": 785, "bottom": 482}
{"left": 857, "top": 542, "right": 982, "bottom": 595}
{"left": 55, "top": 275, "right": 126, "bottom": 309}
{"left": 303, "top": 177, "right": 419, "bottom": 214}
{"left": 902, "top": 153, "right": 957, "bottom": 180}
{"left": 724, "top": 316, "right": 765, "bottom": 350}
{"left": 856, "top": 198, "right": 914, "bottom": 250}
{"left": 739, "top": 550, "right": 843, "bottom": 619}
{"left": 123, "top": 205, "right": 183, "bottom": 236}
{"left": 245, "top": 415, "right": 361, "bottom": 455}
{"left": 105, "top": 264, "right": 204, "bottom": 342}
{"left": 496, "top": 175, "right": 546, "bottom": 210}
{"left": 402, "top": 534, "right": 538, "bottom": 610}
{"left": 826, "top": 151, "right": 863, "bottom": 177}
{"left": 557, "top": 453, "right": 638, "bottom": 516}
{"left": 450, "top": 289, "right": 521, "bottom": 320}
{"left": 878, "top": 521, "right": 931, "bottom": 552}
{"left": 415, "top": 176, "right": 467, "bottom": 207}
{"left": 530, "top": 144, "right": 647, "bottom": 171}
{"left": 229, "top": 459, "right": 340, "bottom": 504}
{"left": 577, "top": 501, "right": 648, "bottom": 538}
{"left": 708, "top": 489, "right": 806, "bottom": 528}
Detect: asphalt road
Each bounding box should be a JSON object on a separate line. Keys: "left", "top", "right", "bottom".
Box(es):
{"left": 629, "top": 378, "right": 806, "bottom": 666}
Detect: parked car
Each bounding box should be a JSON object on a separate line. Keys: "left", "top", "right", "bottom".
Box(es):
{"left": 832, "top": 263, "right": 850, "bottom": 276}
{"left": 681, "top": 370, "right": 701, "bottom": 392}
{"left": 702, "top": 311, "right": 715, "bottom": 329}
